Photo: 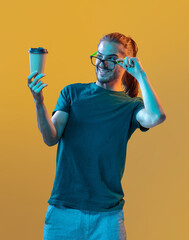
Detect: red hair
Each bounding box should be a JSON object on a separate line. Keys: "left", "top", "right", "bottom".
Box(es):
{"left": 98, "top": 32, "right": 139, "bottom": 98}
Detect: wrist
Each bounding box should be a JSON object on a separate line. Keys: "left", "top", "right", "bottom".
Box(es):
{"left": 34, "top": 100, "right": 44, "bottom": 106}
{"left": 137, "top": 70, "right": 147, "bottom": 82}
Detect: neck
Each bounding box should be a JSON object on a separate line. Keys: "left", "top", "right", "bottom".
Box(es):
{"left": 95, "top": 80, "right": 123, "bottom": 92}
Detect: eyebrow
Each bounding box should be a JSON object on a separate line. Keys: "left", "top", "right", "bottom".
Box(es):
{"left": 97, "top": 51, "right": 118, "bottom": 57}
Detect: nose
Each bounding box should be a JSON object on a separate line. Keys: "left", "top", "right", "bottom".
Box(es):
{"left": 98, "top": 59, "right": 108, "bottom": 69}
{"left": 99, "top": 61, "right": 104, "bottom": 68}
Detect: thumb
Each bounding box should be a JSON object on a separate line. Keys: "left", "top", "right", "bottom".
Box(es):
{"left": 116, "top": 61, "right": 124, "bottom": 68}
{"left": 116, "top": 58, "right": 124, "bottom": 63}
{"left": 116, "top": 58, "right": 124, "bottom": 67}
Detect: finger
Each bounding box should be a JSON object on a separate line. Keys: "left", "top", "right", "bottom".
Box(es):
{"left": 34, "top": 84, "right": 48, "bottom": 93}
{"left": 122, "top": 57, "right": 128, "bottom": 70}
{"left": 117, "top": 58, "right": 128, "bottom": 70}
{"left": 27, "top": 71, "right": 38, "bottom": 83}
{"left": 128, "top": 58, "right": 133, "bottom": 68}
{"left": 29, "top": 73, "right": 46, "bottom": 88}
{"left": 130, "top": 59, "right": 135, "bottom": 67}
{"left": 126, "top": 57, "right": 130, "bottom": 67}
{"left": 32, "top": 81, "right": 43, "bottom": 91}
{"left": 127, "top": 57, "right": 134, "bottom": 68}
{"left": 116, "top": 58, "right": 124, "bottom": 63}
{"left": 116, "top": 61, "right": 124, "bottom": 68}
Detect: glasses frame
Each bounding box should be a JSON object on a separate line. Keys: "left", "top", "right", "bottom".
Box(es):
{"left": 90, "top": 51, "right": 123, "bottom": 70}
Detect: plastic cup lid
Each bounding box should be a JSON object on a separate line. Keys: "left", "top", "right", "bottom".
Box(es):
{"left": 28, "top": 47, "right": 48, "bottom": 54}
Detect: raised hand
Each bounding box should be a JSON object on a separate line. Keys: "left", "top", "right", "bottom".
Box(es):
{"left": 27, "top": 71, "right": 48, "bottom": 104}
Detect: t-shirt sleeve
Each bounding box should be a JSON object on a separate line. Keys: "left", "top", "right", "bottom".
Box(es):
{"left": 128, "top": 97, "right": 150, "bottom": 139}
{"left": 52, "top": 85, "right": 71, "bottom": 116}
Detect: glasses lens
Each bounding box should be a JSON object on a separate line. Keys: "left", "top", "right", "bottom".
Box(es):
{"left": 91, "top": 56, "right": 115, "bottom": 70}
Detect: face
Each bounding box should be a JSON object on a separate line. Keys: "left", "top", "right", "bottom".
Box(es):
{"left": 95, "top": 41, "right": 126, "bottom": 84}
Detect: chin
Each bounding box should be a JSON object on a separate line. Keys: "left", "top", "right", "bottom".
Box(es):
{"left": 96, "top": 72, "right": 114, "bottom": 82}
{"left": 97, "top": 77, "right": 115, "bottom": 83}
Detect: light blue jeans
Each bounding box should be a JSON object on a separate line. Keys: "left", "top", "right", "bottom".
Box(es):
{"left": 43, "top": 204, "right": 127, "bottom": 240}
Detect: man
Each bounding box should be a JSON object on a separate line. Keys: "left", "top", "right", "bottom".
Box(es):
{"left": 27, "top": 34, "right": 166, "bottom": 240}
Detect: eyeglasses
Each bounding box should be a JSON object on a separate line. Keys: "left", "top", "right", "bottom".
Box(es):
{"left": 90, "top": 51, "right": 123, "bottom": 70}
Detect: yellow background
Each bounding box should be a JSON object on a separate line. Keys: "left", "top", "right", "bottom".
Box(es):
{"left": 0, "top": 0, "right": 188, "bottom": 239}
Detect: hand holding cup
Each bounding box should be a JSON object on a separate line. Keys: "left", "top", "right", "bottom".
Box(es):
{"left": 27, "top": 71, "right": 48, "bottom": 104}
{"left": 28, "top": 47, "right": 48, "bottom": 104}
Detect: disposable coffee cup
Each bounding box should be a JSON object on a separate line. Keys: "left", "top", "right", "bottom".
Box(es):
{"left": 28, "top": 47, "right": 48, "bottom": 74}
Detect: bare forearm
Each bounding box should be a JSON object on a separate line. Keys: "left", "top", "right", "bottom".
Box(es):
{"left": 35, "top": 101, "right": 57, "bottom": 146}
{"left": 137, "top": 71, "right": 166, "bottom": 119}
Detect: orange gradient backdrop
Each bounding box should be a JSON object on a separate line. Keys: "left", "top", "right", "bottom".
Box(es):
{"left": 0, "top": 0, "right": 188, "bottom": 239}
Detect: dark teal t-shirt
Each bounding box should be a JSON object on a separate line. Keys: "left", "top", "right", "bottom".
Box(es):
{"left": 47, "top": 82, "right": 149, "bottom": 212}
